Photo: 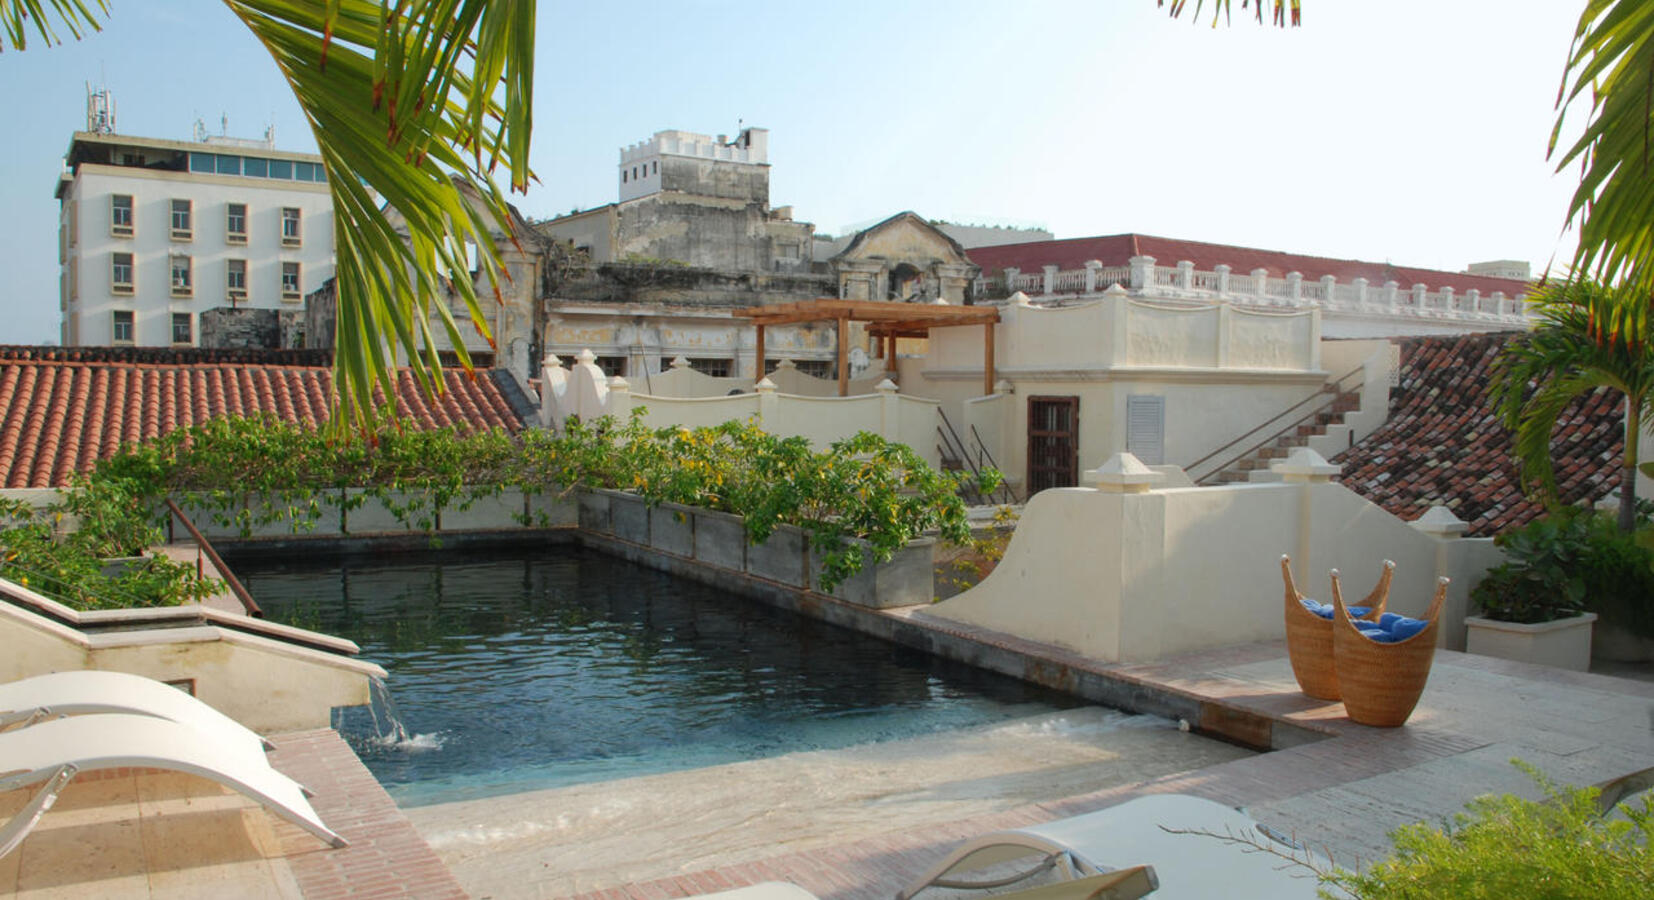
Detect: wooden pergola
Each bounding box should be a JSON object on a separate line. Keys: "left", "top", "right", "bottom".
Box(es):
{"left": 734, "top": 299, "right": 1001, "bottom": 396}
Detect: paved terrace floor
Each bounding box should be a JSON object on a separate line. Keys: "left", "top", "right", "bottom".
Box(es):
{"left": 3, "top": 618, "right": 1650, "bottom": 897}
{"left": 547, "top": 620, "right": 1654, "bottom": 900}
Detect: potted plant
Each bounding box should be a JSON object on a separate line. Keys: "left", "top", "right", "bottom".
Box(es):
{"left": 1466, "top": 512, "right": 1610, "bottom": 671}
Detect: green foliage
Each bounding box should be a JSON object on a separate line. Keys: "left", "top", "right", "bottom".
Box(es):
{"left": 3, "top": 413, "right": 993, "bottom": 607}
{"left": 548, "top": 413, "right": 998, "bottom": 592}
{"left": 0, "top": 490, "right": 220, "bottom": 611}
{"left": 1473, "top": 509, "right": 1654, "bottom": 632}
{"left": 1488, "top": 277, "right": 1654, "bottom": 534}
{"left": 938, "top": 506, "right": 1020, "bottom": 597}
{"left": 1323, "top": 761, "right": 1654, "bottom": 899}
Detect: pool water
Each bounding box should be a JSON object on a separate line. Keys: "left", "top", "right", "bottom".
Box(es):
{"left": 235, "top": 545, "right": 1084, "bottom": 807}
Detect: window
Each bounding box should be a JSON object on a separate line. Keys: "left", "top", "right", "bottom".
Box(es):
{"left": 281, "top": 261, "right": 301, "bottom": 299}
{"left": 170, "top": 199, "right": 192, "bottom": 240}
{"left": 112, "top": 310, "right": 134, "bottom": 344}
{"left": 794, "top": 359, "right": 834, "bottom": 378}
{"left": 226, "top": 259, "right": 247, "bottom": 301}
{"left": 216, "top": 155, "right": 241, "bottom": 176}
{"left": 171, "top": 313, "right": 192, "bottom": 345}
{"left": 686, "top": 357, "right": 733, "bottom": 378}
{"left": 170, "top": 254, "right": 193, "bottom": 297}
{"left": 226, "top": 203, "right": 247, "bottom": 243}
{"left": 621, "top": 170, "right": 627, "bottom": 184}
{"left": 594, "top": 356, "right": 627, "bottom": 377}
{"left": 111, "top": 252, "right": 134, "bottom": 294}
{"left": 189, "top": 152, "right": 215, "bottom": 173}
{"left": 243, "top": 157, "right": 268, "bottom": 178}
{"left": 110, "top": 194, "right": 133, "bottom": 236}
{"left": 281, "top": 207, "right": 301, "bottom": 246}
{"left": 652, "top": 161, "right": 657, "bottom": 174}
{"left": 269, "top": 159, "right": 292, "bottom": 180}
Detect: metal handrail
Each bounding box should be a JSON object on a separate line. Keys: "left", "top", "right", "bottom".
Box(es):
{"left": 937, "top": 410, "right": 1016, "bottom": 505}
{"left": 1187, "top": 364, "right": 1367, "bottom": 484}
{"left": 164, "top": 499, "right": 263, "bottom": 618}
{"left": 967, "top": 423, "right": 1018, "bottom": 504}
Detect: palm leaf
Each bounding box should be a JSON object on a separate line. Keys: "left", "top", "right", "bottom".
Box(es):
{"left": 0, "top": 0, "right": 105, "bottom": 50}
{"left": 1158, "top": 0, "right": 1300, "bottom": 28}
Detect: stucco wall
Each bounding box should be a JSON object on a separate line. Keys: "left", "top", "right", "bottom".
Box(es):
{"left": 928, "top": 473, "right": 1497, "bottom": 664}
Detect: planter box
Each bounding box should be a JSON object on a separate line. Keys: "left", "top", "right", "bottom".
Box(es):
{"left": 527, "top": 491, "right": 579, "bottom": 528}
{"left": 649, "top": 503, "right": 695, "bottom": 557}
{"left": 810, "top": 537, "right": 936, "bottom": 609}
{"left": 693, "top": 509, "right": 747, "bottom": 572}
{"left": 608, "top": 491, "right": 650, "bottom": 544}
{"left": 746, "top": 524, "right": 808, "bottom": 588}
{"left": 1593, "top": 620, "right": 1654, "bottom": 664}
{"left": 577, "top": 490, "right": 612, "bottom": 534}
{"left": 440, "top": 489, "right": 526, "bottom": 531}
{"left": 1466, "top": 613, "right": 1597, "bottom": 672}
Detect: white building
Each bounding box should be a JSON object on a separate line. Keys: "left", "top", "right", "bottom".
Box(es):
{"left": 55, "top": 114, "right": 335, "bottom": 347}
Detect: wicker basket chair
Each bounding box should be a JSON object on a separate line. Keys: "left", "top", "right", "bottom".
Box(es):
{"left": 1281, "top": 555, "right": 1392, "bottom": 701}
{"left": 1330, "top": 572, "right": 1449, "bottom": 727}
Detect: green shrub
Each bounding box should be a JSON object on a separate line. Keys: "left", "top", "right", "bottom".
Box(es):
{"left": 1471, "top": 509, "right": 1654, "bottom": 634}
{"left": 1324, "top": 762, "right": 1654, "bottom": 899}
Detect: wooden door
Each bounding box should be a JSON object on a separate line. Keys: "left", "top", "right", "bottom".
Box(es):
{"left": 1027, "top": 396, "right": 1080, "bottom": 494}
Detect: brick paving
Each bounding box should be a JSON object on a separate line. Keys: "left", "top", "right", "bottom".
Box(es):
{"left": 551, "top": 621, "right": 1654, "bottom": 900}
{"left": 266, "top": 729, "right": 467, "bottom": 900}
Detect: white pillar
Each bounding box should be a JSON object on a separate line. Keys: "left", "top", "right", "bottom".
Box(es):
{"left": 1129, "top": 255, "right": 1155, "bottom": 291}
{"left": 1213, "top": 264, "right": 1231, "bottom": 295}
{"left": 1319, "top": 275, "right": 1336, "bottom": 306}
{"left": 1251, "top": 268, "right": 1270, "bottom": 300}
{"left": 1042, "top": 264, "right": 1059, "bottom": 296}
{"left": 1384, "top": 280, "right": 1401, "bottom": 309}
{"left": 877, "top": 378, "right": 900, "bottom": 442}
{"left": 1352, "top": 277, "right": 1369, "bottom": 306}
{"left": 1176, "top": 260, "right": 1194, "bottom": 290}
{"left": 755, "top": 376, "right": 777, "bottom": 427}
{"left": 1286, "top": 271, "right": 1303, "bottom": 305}
{"left": 1084, "top": 259, "right": 1102, "bottom": 294}
{"left": 1411, "top": 283, "right": 1428, "bottom": 309}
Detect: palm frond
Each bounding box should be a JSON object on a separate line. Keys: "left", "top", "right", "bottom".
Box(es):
{"left": 1553, "top": 0, "right": 1654, "bottom": 296}
{"left": 223, "top": 0, "right": 534, "bottom": 434}
{"left": 1159, "top": 0, "right": 1300, "bottom": 28}
{"left": 0, "top": 0, "right": 105, "bottom": 50}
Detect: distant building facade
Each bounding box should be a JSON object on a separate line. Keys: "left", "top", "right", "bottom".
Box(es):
{"left": 537, "top": 127, "right": 813, "bottom": 273}
{"left": 55, "top": 106, "right": 334, "bottom": 348}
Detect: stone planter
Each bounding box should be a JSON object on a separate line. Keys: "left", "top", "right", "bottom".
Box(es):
{"left": 649, "top": 502, "right": 695, "bottom": 557}
{"left": 440, "top": 489, "right": 526, "bottom": 531}
{"left": 1466, "top": 613, "right": 1598, "bottom": 672}
{"left": 745, "top": 523, "right": 809, "bottom": 588}
{"left": 577, "top": 490, "right": 612, "bottom": 534}
{"left": 607, "top": 491, "right": 650, "bottom": 544}
{"left": 810, "top": 537, "right": 936, "bottom": 609}
{"left": 693, "top": 509, "right": 747, "bottom": 571}
{"left": 527, "top": 491, "right": 579, "bottom": 528}
{"left": 1592, "top": 620, "right": 1654, "bottom": 664}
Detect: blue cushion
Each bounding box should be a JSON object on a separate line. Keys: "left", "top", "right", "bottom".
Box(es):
{"left": 1349, "top": 606, "right": 1373, "bottom": 619}
{"left": 1299, "top": 597, "right": 1333, "bottom": 618}
{"left": 1378, "top": 612, "right": 1407, "bottom": 630}
{"left": 1386, "top": 617, "right": 1429, "bottom": 641}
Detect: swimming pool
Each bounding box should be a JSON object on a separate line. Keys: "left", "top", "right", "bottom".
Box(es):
{"left": 234, "top": 545, "right": 1084, "bottom": 807}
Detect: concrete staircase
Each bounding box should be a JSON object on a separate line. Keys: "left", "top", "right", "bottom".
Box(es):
{"left": 1210, "top": 386, "right": 1363, "bottom": 484}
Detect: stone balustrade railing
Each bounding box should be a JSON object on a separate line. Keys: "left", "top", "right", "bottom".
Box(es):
{"left": 973, "top": 255, "right": 1531, "bottom": 325}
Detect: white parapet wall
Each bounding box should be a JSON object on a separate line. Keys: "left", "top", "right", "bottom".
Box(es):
{"left": 925, "top": 450, "right": 1502, "bottom": 664}
{"left": 0, "top": 577, "right": 385, "bottom": 734}
{"left": 542, "top": 350, "right": 943, "bottom": 468}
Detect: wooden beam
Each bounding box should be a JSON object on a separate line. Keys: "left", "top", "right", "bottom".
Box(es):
{"left": 983, "top": 322, "right": 995, "bottom": 397}
{"left": 885, "top": 333, "right": 897, "bottom": 373}
{"left": 837, "top": 314, "right": 849, "bottom": 397}
{"left": 754, "top": 324, "right": 766, "bottom": 383}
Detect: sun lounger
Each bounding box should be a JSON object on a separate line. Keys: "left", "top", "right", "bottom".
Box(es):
{"left": 693, "top": 871, "right": 1156, "bottom": 900}
{"left": 898, "top": 794, "right": 1328, "bottom": 899}
{"left": 0, "top": 669, "right": 274, "bottom": 755}
{"left": 0, "top": 712, "right": 346, "bottom": 859}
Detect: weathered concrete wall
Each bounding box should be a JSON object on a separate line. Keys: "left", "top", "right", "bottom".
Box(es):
{"left": 613, "top": 194, "right": 813, "bottom": 273}
{"left": 199, "top": 307, "right": 280, "bottom": 349}
{"left": 550, "top": 263, "right": 831, "bottom": 309}
{"left": 659, "top": 156, "right": 769, "bottom": 205}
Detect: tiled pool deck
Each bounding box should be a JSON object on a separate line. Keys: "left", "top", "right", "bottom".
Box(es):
{"left": 7, "top": 603, "right": 1651, "bottom": 898}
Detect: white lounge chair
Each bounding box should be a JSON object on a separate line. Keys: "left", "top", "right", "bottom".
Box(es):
{"left": 0, "top": 670, "right": 274, "bottom": 756}
{"left": 693, "top": 871, "right": 1156, "bottom": 900}
{"left": 0, "top": 713, "right": 347, "bottom": 859}
{"left": 898, "top": 794, "right": 1328, "bottom": 900}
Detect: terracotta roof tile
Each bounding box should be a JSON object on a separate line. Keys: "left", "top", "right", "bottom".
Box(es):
{"left": 1334, "top": 333, "right": 1624, "bottom": 536}
{"left": 967, "top": 233, "right": 1531, "bottom": 297}
{"left": 0, "top": 345, "right": 527, "bottom": 488}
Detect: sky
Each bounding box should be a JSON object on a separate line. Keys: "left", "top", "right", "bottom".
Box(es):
{"left": 0, "top": 1, "right": 1589, "bottom": 345}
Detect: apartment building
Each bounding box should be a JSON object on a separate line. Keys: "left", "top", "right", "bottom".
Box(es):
{"left": 55, "top": 121, "right": 334, "bottom": 347}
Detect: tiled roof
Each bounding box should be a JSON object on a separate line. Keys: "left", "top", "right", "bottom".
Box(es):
{"left": 1334, "top": 333, "right": 1624, "bottom": 536}
{"left": 0, "top": 346, "right": 527, "bottom": 488}
{"left": 966, "top": 234, "right": 1531, "bottom": 297}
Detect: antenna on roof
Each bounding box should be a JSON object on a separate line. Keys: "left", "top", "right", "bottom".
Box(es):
{"left": 85, "top": 82, "right": 116, "bottom": 134}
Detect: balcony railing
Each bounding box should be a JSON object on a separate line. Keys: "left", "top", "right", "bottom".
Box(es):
{"left": 971, "top": 254, "right": 1530, "bottom": 324}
